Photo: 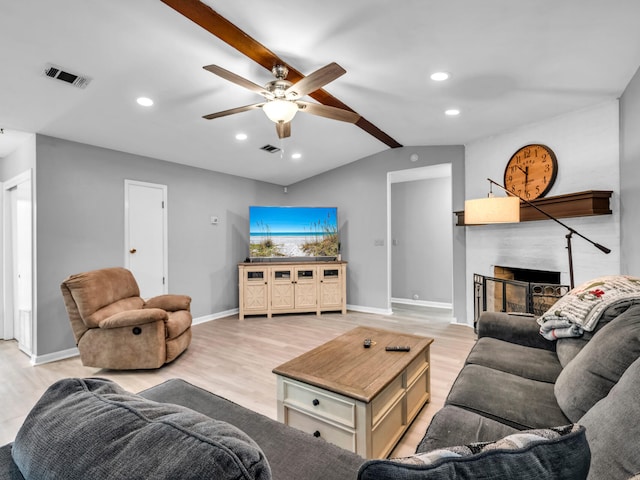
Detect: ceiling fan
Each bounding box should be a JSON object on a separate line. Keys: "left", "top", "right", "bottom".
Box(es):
{"left": 202, "top": 62, "right": 361, "bottom": 139}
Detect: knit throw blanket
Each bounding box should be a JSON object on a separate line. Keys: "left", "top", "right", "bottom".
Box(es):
{"left": 537, "top": 275, "right": 640, "bottom": 340}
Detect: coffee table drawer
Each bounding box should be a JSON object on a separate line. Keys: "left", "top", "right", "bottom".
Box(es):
{"left": 406, "top": 365, "right": 430, "bottom": 422}
{"left": 282, "top": 379, "right": 356, "bottom": 428}
{"left": 286, "top": 408, "right": 356, "bottom": 452}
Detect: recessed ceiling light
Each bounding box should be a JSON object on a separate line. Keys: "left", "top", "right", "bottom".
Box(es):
{"left": 291, "top": 153, "right": 302, "bottom": 160}
{"left": 430, "top": 72, "right": 450, "bottom": 82}
{"left": 136, "top": 97, "right": 153, "bottom": 107}
{"left": 235, "top": 133, "right": 248, "bottom": 140}
{"left": 445, "top": 109, "right": 460, "bottom": 116}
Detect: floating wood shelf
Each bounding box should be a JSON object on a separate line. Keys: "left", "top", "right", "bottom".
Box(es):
{"left": 455, "top": 190, "right": 612, "bottom": 226}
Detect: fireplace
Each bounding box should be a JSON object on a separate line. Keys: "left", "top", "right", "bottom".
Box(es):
{"left": 473, "top": 266, "right": 569, "bottom": 330}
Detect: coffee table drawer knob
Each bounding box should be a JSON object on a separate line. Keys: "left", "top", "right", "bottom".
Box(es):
{"left": 313, "top": 430, "right": 321, "bottom": 438}
{"left": 312, "top": 398, "right": 320, "bottom": 406}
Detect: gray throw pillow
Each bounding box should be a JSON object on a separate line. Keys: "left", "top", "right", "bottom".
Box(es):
{"left": 11, "top": 378, "right": 271, "bottom": 480}
{"left": 358, "top": 424, "right": 589, "bottom": 480}
{"left": 554, "top": 303, "right": 640, "bottom": 421}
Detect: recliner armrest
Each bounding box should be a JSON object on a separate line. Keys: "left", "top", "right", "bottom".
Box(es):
{"left": 144, "top": 294, "right": 191, "bottom": 312}
{"left": 477, "top": 311, "right": 555, "bottom": 351}
{"left": 99, "top": 308, "right": 168, "bottom": 329}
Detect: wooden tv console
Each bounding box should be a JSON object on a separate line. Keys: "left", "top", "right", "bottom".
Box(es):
{"left": 238, "top": 261, "right": 347, "bottom": 319}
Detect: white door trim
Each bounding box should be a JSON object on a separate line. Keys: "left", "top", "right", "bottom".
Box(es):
{"left": 2, "top": 168, "right": 35, "bottom": 358}
{"left": 386, "top": 163, "right": 453, "bottom": 312}
{"left": 124, "top": 180, "right": 168, "bottom": 294}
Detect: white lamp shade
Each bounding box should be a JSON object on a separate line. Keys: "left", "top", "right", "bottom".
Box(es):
{"left": 262, "top": 100, "right": 298, "bottom": 123}
{"left": 464, "top": 196, "right": 520, "bottom": 224}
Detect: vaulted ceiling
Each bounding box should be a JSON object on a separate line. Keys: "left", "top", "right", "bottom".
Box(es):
{"left": 1, "top": 1, "right": 639, "bottom": 185}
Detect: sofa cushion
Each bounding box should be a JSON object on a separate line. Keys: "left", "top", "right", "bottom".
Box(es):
{"left": 11, "top": 378, "right": 271, "bottom": 480}
{"left": 466, "top": 337, "right": 562, "bottom": 383}
{"left": 144, "top": 294, "right": 191, "bottom": 312}
{"left": 579, "top": 356, "right": 640, "bottom": 480}
{"left": 62, "top": 267, "right": 141, "bottom": 325}
{"left": 0, "top": 444, "right": 24, "bottom": 480}
{"left": 86, "top": 296, "right": 145, "bottom": 328}
{"left": 417, "top": 405, "right": 518, "bottom": 453}
{"left": 554, "top": 303, "right": 640, "bottom": 421}
{"left": 166, "top": 309, "right": 192, "bottom": 338}
{"left": 358, "top": 424, "right": 590, "bottom": 480}
{"left": 139, "top": 379, "right": 364, "bottom": 480}
{"left": 446, "top": 364, "right": 569, "bottom": 429}
{"left": 555, "top": 299, "right": 640, "bottom": 367}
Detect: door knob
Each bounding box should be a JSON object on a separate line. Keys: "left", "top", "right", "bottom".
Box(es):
{"left": 129, "top": 248, "right": 137, "bottom": 254}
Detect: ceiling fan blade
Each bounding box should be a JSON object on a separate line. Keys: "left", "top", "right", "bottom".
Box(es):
{"left": 276, "top": 121, "right": 291, "bottom": 139}
{"left": 296, "top": 101, "right": 360, "bottom": 123}
{"left": 203, "top": 103, "right": 264, "bottom": 120}
{"left": 285, "top": 63, "right": 346, "bottom": 99}
{"left": 203, "top": 65, "right": 272, "bottom": 98}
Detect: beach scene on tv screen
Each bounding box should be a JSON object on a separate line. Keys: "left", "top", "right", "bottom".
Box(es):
{"left": 249, "top": 206, "right": 338, "bottom": 258}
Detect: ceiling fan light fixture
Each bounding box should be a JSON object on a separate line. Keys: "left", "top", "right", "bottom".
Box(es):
{"left": 263, "top": 99, "right": 298, "bottom": 124}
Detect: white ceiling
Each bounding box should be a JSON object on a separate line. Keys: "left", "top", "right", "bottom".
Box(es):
{"left": 1, "top": 1, "right": 639, "bottom": 185}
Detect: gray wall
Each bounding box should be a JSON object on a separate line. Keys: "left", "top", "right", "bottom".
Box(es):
{"left": 391, "top": 176, "right": 452, "bottom": 304}
{"left": 285, "top": 146, "right": 466, "bottom": 321}
{"left": 1, "top": 134, "right": 35, "bottom": 181}
{"left": 620, "top": 66, "right": 640, "bottom": 275}
{"left": 35, "top": 135, "right": 284, "bottom": 356}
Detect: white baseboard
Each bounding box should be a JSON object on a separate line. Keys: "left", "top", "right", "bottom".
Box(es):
{"left": 31, "top": 306, "right": 468, "bottom": 365}
{"left": 192, "top": 308, "right": 239, "bottom": 325}
{"left": 391, "top": 297, "right": 453, "bottom": 310}
{"left": 31, "top": 347, "right": 79, "bottom": 366}
{"left": 347, "top": 304, "right": 393, "bottom": 316}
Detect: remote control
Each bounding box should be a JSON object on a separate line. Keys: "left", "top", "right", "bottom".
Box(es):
{"left": 363, "top": 338, "right": 372, "bottom": 348}
{"left": 385, "top": 346, "right": 411, "bottom": 352}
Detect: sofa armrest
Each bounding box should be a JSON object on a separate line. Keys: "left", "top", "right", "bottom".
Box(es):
{"left": 477, "top": 311, "right": 555, "bottom": 351}
{"left": 99, "top": 308, "right": 168, "bottom": 328}
{"left": 144, "top": 294, "right": 191, "bottom": 312}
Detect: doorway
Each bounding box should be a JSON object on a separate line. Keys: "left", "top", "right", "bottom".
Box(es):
{"left": 387, "top": 164, "right": 453, "bottom": 317}
{"left": 2, "top": 170, "right": 34, "bottom": 356}
{"left": 124, "top": 180, "right": 168, "bottom": 298}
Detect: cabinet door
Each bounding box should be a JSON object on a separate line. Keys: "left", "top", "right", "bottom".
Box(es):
{"left": 294, "top": 267, "right": 317, "bottom": 308}
{"left": 243, "top": 268, "right": 268, "bottom": 311}
{"left": 272, "top": 267, "right": 295, "bottom": 310}
{"left": 320, "top": 267, "right": 342, "bottom": 308}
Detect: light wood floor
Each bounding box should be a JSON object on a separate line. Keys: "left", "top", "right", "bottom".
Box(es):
{"left": 0, "top": 306, "right": 476, "bottom": 458}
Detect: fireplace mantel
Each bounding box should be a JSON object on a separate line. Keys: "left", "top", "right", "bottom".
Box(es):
{"left": 455, "top": 190, "right": 612, "bottom": 226}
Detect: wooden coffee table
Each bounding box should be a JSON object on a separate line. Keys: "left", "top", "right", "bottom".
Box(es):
{"left": 273, "top": 326, "right": 434, "bottom": 458}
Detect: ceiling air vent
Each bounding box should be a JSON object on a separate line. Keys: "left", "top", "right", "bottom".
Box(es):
{"left": 43, "top": 63, "right": 92, "bottom": 89}
{"left": 260, "top": 144, "right": 281, "bottom": 154}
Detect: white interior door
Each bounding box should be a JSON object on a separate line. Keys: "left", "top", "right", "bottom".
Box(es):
{"left": 125, "top": 180, "right": 168, "bottom": 298}
{"left": 2, "top": 170, "right": 33, "bottom": 355}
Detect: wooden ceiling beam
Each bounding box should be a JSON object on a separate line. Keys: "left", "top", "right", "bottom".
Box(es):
{"left": 160, "top": 0, "right": 402, "bottom": 148}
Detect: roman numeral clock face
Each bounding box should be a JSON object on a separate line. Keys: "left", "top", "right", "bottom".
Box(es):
{"left": 504, "top": 144, "right": 558, "bottom": 200}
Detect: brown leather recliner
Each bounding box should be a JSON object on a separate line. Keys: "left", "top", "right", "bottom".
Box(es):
{"left": 60, "top": 267, "right": 192, "bottom": 369}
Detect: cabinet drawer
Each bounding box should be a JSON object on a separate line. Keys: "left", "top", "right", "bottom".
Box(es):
{"left": 371, "top": 375, "right": 403, "bottom": 425}
{"left": 286, "top": 408, "right": 356, "bottom": 452}
{"left": 371, "top": 395, "right": 404, "bottom": 459}
{"left": 406, "top": 368, "right": 430, "bottom": 422}
{"left": 282, "top": 380, "right": 356, "bottom": 428}
{"left": 406, "top": 350, "right": 428, "bottom": 385}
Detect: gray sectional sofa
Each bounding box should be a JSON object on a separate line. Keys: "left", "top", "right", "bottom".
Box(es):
{"left": 2, "top": 301, "right": 639, "bottom": 479}
{"left": 414, "top": 303, "right": 640, "bottom": 480}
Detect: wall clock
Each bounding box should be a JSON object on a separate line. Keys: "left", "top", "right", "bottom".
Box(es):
{"left": 504, "top": 144, "right": 558, "bottom": 200}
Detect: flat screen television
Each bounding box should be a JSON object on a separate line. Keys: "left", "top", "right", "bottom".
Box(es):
{"left": 249, "top": 206, "right": 338, "bottom": 260}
